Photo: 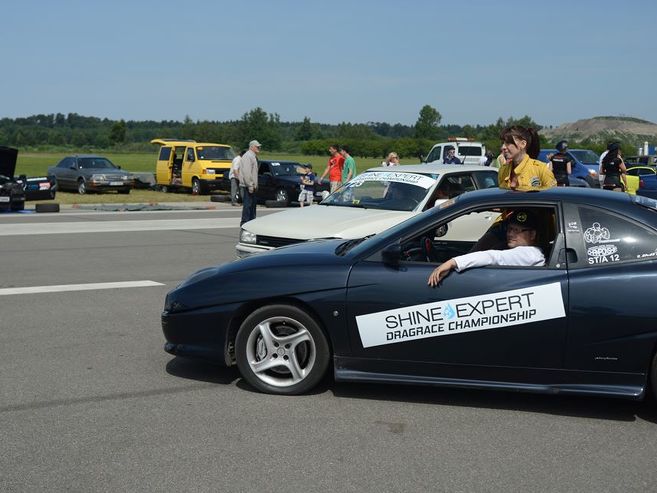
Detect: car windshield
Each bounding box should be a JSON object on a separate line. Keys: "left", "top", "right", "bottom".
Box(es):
{"left": 321, "top": 171, "right": 437, "bottom": 212}
{"left": 270, "top": 162, "right": 307, "bottom": 176}
{"left": 570, "top": 150, "right": 599, "bottom": 164}
{"left": 78, "top": 158, "right": 117, "bottom": 169}
{"left": 196, "top": 146, "right": 235, "bottom": 160}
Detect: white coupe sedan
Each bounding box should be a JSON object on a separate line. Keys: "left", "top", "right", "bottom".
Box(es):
{"left": 236, "top": 164, "right": 498, "bottom": 258}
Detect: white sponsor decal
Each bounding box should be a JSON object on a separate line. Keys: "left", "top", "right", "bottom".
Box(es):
{"left": 356, "top": 282, "right": 565, "bottom": 348}
{"left": 0, "top": 196, "right": 10, "bottom": 202}
{"left": 584, "top": 222, "right": 610, "bottom": 244}
{"left": 350, "top": 172, "right": 436, "bottom": 189}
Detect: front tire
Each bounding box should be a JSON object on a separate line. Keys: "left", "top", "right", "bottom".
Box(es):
{"left": 275, "top": 188, "right": 290, "bottom": 206}
{"left": 77, "top": 179, "right": 87, "bottom": 195}
{"left": 191, "top": 178, "right": 201, "bottom": 195}
{"left": 235, "top": 305, "right": 330, "bottom": 395}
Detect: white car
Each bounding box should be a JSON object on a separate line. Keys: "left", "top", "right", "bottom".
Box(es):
{"left": 236, "top": 164, "right": 498, "bottom": 258}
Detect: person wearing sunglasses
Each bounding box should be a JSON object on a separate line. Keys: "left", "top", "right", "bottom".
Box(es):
{"left": 428, "top": 209, "right": 544, "bottom": 287}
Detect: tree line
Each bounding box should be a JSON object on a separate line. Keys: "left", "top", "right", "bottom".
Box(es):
{"left": 0, "top": 106, "right": 636, "bottom": 158}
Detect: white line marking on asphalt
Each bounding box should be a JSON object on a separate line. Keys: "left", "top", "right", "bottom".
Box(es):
{"left": 0, "top": 280, "right": 165, "bottom": 296}
{"left": 0, "top": 217, "right": 240, "bottom": 236}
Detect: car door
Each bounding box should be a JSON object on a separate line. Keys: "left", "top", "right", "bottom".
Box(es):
{"left": 258, "top": 162, "right": 276, "bottom": 199}
{"left": 562, "top": 202, "right": 657, "bottom": 379}
{"left": 344, "top": 204, "right": 569, "bottom": 381}
{"left": 56, "top": 157, "right": 76, "bottom": 190}
{"left": 181, "top": 147, "right": 196, "bottom": 187}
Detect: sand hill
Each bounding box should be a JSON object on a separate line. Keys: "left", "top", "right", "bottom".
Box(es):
{"left": 542, "top": 116, "right": 657, "bottom": 143}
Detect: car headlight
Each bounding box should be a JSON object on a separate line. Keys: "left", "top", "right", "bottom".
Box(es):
{"left": 240, "top": 229, "right": 257, "bottom": 244}
{"left": 90, "top": 174, "right": 107, "bottom": 181}
{"left": 120, "top": 175, "right": 129, "bottom": 180}
{"left": 588, "top": 169, "right": 598, "bottom": 177}
{"left": 204, "top": 169, "right": 215, "bottom": 174}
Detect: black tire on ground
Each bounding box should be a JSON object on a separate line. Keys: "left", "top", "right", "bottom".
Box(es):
{"left": 210, "top": 194, "right": 231, "bottom": 202}
{"left": 11, "top": 200, "right": 25, "bottom": 212}
{"left": 35, "top": 203, "right": 60, "bottom": 213}
{"left": 235, "top": 304, "right": 330, "bottom": 395}
{"left": 265, "top": 199, "right": 287, "bottom": 208}
{"left": 191, "top": 178, "right": 201, "bottom": 195}
{"left": 118, "top": 188, "right": 131, "bottom": 194}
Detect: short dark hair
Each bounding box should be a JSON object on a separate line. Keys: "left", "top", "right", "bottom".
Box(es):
{"left": 340, "top": 144, "right": 351, "bottom": 154}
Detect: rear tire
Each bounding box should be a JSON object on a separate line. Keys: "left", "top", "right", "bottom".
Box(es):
{"left": 235, "top": 304, "right": 330, "bottom": 395}
{"left": 210, "top": 194, "right": 230, "bottom": 202}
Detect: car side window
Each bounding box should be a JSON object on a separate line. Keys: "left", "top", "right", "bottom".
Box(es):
{"left": 426, "top": 146, "right": 441, "bottom": 163}
{"left": 159, "top": 147, "right": 171, "bottom": 161}
{"left": 186, "top": 148, "right": 195, "bottom": 161}
{"left": 473, "top": 171, "right": 499, "bottom": 189}
{"left": 577, "top": 206, "right": 657, "bottom": 266}
{"left": 57, "top": 158, "right": 73, "bottom": 168}
{"left": 259, "top": 162, "right": 271, "bottom": 175}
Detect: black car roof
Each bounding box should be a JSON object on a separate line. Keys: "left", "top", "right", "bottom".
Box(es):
{"left": 454, "top": 186, "right": 633, "bottom": 208}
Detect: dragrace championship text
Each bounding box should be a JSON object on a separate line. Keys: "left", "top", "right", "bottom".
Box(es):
{"left": 356, "top": 283, "right": 565, "bottom": 348}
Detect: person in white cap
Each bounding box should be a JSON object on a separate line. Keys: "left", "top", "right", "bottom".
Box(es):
{"left": 240, "top": 139, "right": 261, "bottom": 225}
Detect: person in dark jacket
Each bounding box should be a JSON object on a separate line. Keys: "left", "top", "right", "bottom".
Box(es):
{"left": 548, "top": 140, "right": 573, "bottom": 187}
{"left": 601, "top": 144, "right": 627, "bottom": 192}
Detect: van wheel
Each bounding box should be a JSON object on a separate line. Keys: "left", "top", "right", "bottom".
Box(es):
{"left": 159, "top": 185, "right": 169, "bottom": 193}
{"left": 192, "top": 178, "right": 201, "bottom": 195}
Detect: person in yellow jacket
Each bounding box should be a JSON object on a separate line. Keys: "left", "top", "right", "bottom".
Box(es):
{"left": 497, "top": 126, "right": 556, "bottom": 190}
{"left": 471, "top": 126, "right": 556, "bottom": 251}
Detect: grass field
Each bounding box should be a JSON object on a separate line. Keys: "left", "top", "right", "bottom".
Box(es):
{"left": 16, "top": 151, "right": 409, "bottom": 204}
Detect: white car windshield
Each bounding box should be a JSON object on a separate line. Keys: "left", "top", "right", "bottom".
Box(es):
{"left": 321, "top": 171, "right": 438, "bottom": 211}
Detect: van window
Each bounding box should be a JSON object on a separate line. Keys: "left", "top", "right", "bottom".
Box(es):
{"left": 158, "top": 147, "right": 172, "bottom": 161}
{"left": 426, "top": 146, "right": 442, "bottom": 163}
{"left": 197, "top": 146, "right": 235, "bottom": 160}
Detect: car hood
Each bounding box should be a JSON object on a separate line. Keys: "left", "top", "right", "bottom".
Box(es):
{"left": 243, "top": 204, "right": 414, "bottom": 240}
{"left": 0, "top": 146, "right": 18, "bottom": 179}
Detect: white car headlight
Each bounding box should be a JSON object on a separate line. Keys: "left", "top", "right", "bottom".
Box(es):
{"left": 90, "top": 174, "right": 107, "bottom": 181}
{"left": 588, "top": 169, "right": 598, "bottom": 177}
{"left": 240, "top": 229, "right": 257, "bottom": 244}
{"left": 204, "top": 169, "right": 215, "bottom": 174}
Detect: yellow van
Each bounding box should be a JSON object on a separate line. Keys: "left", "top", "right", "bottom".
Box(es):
{"left": 151, "top": 139, "right": 235, "bottom": 194}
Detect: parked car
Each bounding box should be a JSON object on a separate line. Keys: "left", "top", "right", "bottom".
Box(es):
{"left": 538, "top": 149, "right": 600, "bottom": 187}
{"left": 163, "top": 187, "right": 657, "bottom": 399}
{"left": 48, "top": 155, "right": 133, "bottom": 194}
{"left": 627, "top": 165, "right": 657, "bottom": 199}
{"left": 151, "top": 139, "right": 234, "bottom": 194}
{"left": 254, "top": 160, "right": 330, "bottom": 207}
{"left": 237, "top": 164, "right": 499, "bottom": 258}
{"left": 0, "top": 146, "right": 25, "bottom": 211}
{"left": 626, "top": 155, "right": 657, "bottom": 167}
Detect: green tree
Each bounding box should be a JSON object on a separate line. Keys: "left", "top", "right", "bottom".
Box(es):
{"left": 296, "top": 116, "right": 313, "bottom": 141}
{"left": 414, "top": 105, "right": 442, "bottom": 140}
{"left": 109, "top": 119, "right": 126, "bottom": 145}
{"left": 238, "top": 107, "right": 282, "bottom": 150}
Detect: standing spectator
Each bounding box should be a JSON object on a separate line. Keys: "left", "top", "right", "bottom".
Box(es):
{"left": 229, "top": 149, "right": 245, "bottom": 206}
{"left": 239, "top": 140, "right": 261, "bottom": 226}
{"left": 382, "top": 152, "right": 400, "bottom": 166}
{"left": 442, "top": 146, "right": 462, "bottom": 164}
{"left": 548, "top": 140, "right": 573, "bottom": 187}
{"left": 298, "top": 166, "right": 316, "bottom": 207}
{"left": 498, "top": 126, "right": 556, "bottom": 191}
{"left": 601, "top": 145, "right": 627, "bottom": 192}
{"left": 340, "top": 145, "right": 357, "bottom": 184}
{"left": 598, "top": 141, "right": 619, "bottom": 186}
{"left": 319, "top": 144, "right": 344, "bottom": 193}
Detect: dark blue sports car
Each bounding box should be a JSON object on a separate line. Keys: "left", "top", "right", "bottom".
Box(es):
{"left": 162, "top": 188, "right": 657, "bottom": 400}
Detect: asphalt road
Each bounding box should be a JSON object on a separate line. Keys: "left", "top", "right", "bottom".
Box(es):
{"left": 1, "top": 203, "right": 657, "bottom": 492}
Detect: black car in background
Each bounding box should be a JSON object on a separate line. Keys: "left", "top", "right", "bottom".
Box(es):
{"left": 0, "top": 146, "right": 57, "bottom": 211}
{"left": 225, "top": 160, "right": 330, "bottom": 207}
{"left": 47, "top": 155, "right": 133, "bottom": 194}
{"left": 0, "top": 146, "right": 25, "bottom": 211}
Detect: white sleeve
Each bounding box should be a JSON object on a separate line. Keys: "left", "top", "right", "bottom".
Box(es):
{"left": 453, "top": 246, "right": 545, "bottom": 271}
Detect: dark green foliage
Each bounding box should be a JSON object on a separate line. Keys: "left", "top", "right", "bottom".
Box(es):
{"left": 0, "top": 108, "right": 653, "bottom": 159}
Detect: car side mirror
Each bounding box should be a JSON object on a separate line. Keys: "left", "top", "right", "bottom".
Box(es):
{"left": 381, "top": 242, "right": 402, "bottom": 266}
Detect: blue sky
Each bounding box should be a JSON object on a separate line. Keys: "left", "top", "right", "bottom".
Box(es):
{"left": 2, "top": 0, "right": 656, "bottom": 127}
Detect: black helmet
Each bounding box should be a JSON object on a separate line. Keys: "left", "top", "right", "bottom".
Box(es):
{"left": 556, "top": 140, "right": 568, "bottom": 153}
